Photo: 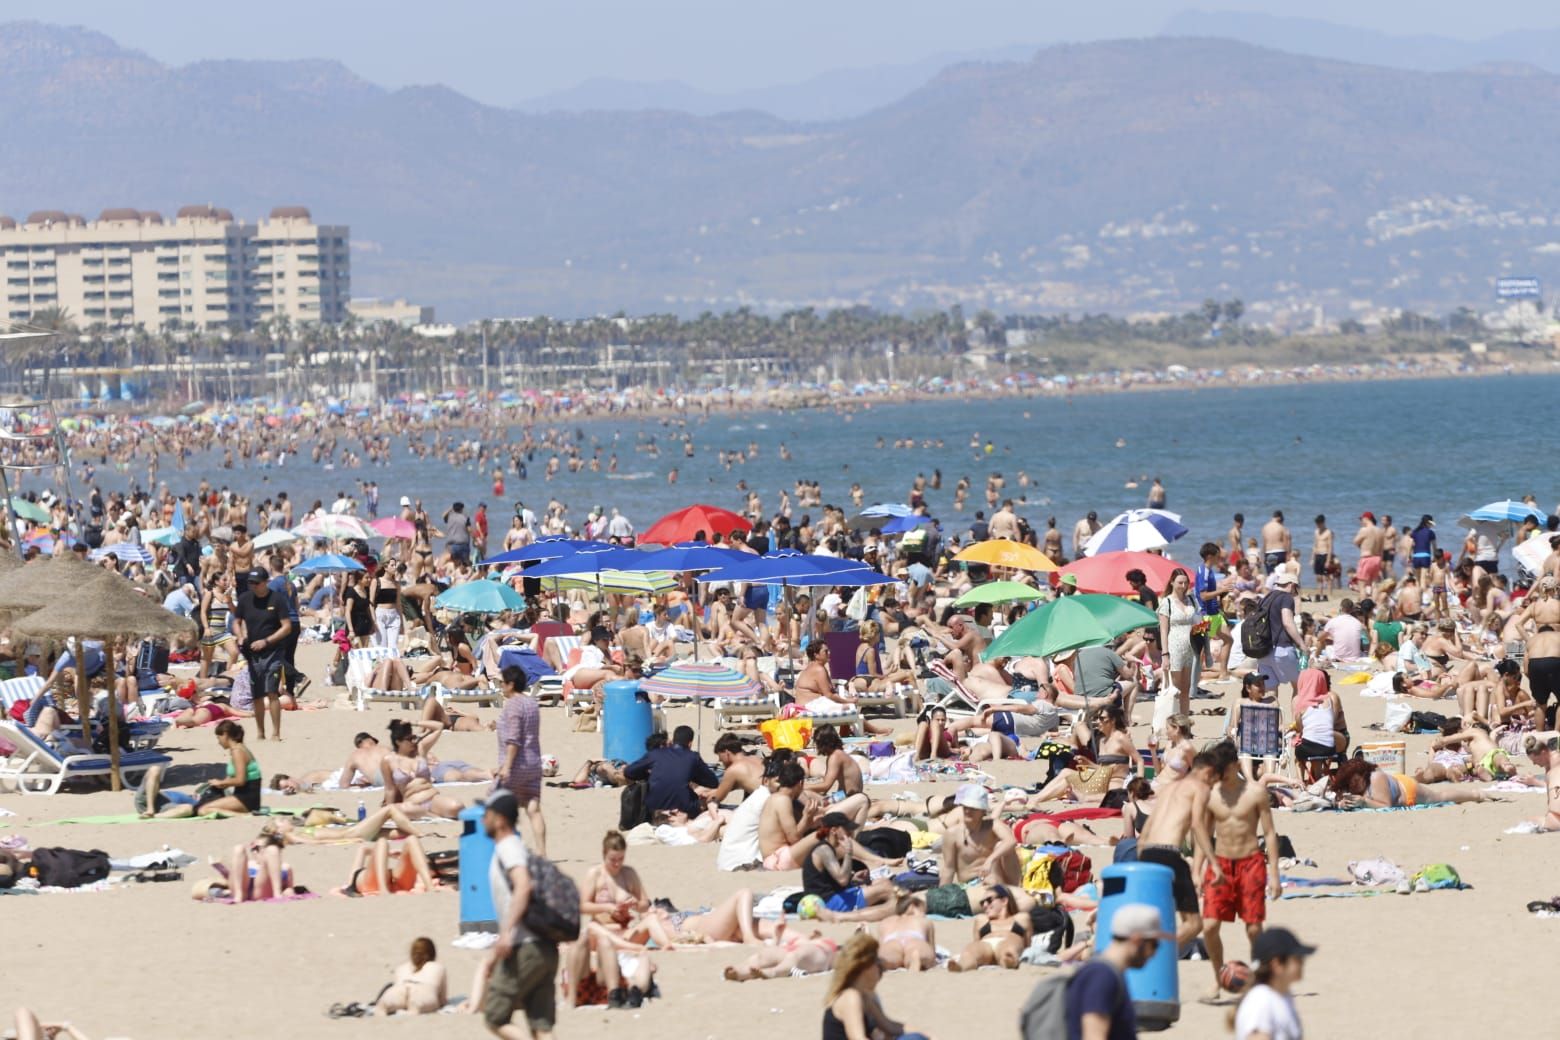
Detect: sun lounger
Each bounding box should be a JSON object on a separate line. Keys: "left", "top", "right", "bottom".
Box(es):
{"left": 0, "top": 674, "right": 45, "bottom": 714}
{"left": 435, "top": 683, "right": 500, "bottom": 710}
{"left": 832, "top": 680, "right": 907, "bottom": 719}
{"left": 533, "top": 635, "right": 580, "bottom": 707}
{"left": 345, "top": 647, "right": 424, "bottom": 710}
{"left": 714, "top": 695, "right": 778, "bottom": 731}
{"left": 925, "top": 661, "right": 982, "bottom": 717}
{"left": 0, "top": 719, "right": 172, "bottom": 795}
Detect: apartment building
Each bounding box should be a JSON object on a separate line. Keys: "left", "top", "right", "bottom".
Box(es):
{"left": 0, "top": 205, "right": 349, "bottom": 330}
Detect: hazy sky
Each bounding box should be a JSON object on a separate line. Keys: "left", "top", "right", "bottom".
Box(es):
{"left": 12, "top": 1, "right": 1560, "bottom": 103}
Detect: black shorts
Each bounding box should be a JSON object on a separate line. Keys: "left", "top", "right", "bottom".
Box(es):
{"left": 1312, "top": 554, "right": 1329, "bottom": 577}
{"left": 1264, "top": 552, "right": 1285, "bottom": 573}
{"left": 1529, "top": 657, "right": 1560, "bottom": 709}
{"left": 1139, "top": 844, "right": 1199, "bottom": 914}
{"left": 245, "top": 648, "right": 287, "bottom": 695}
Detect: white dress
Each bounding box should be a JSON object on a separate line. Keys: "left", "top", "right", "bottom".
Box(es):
{"left": 1157, "top": 595, "right": 1198, "bottom": 671}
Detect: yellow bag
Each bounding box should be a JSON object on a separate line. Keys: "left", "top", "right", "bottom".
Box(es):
{"left": 1022, "top": 852, "right": 1058, "bottom": 898}
{"left": 760, "top": 717, "right": 813, "bottom": 751}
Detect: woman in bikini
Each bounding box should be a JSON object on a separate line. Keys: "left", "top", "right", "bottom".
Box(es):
{"left": 374, "top": 938, "right": 447, "bottom": 1016}
{"left": 849, "top": 620, "right": 918, "bottom": 699}
{"left": 872, "top": 894, "right": 937, "bottom": 972}
{"left": 380, "top": 718, "right": 463, "bottom": 819}
{"left": 343, "top": 833, "right": 440, "bottom": 896}
{"left": 1520, "top": 576, "right": 1560, "bottom": 730}
{"left": 172, "top": 693, "right": 252, "bottom": 728}
{"left": 948, "top": 884, "right": 1029, "bottom": 972}
{"left": 724, "top": 932, "right": 840, "bottom": 982}
{"left": 1027, "top": 705, "right": 1139, "bottom": 804}
{"left": 1330, "top": 758, "right": 1490, "bottom": 809}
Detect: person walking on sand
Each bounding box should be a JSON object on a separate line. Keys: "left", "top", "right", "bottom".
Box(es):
{"left": 1057, "top": 903, "right": 1170, "bottom": 1040}
{"left": 1199, "top": 741, "right": 1281, "bottom": 1002}
{"left": 1126, "top": 748, "right": 1221, "bottom": 945}
{"left": 496, "top": 666, "right": 547, "bottom": 856}
{"left": 481, "top": 791, "right": 557, "bottom": 1040}
{"left": 1234, "top": 927, "right": 1315, "bottom": 1040}
{"left": 232, "top": 566, "right": 292, "bottom": 741}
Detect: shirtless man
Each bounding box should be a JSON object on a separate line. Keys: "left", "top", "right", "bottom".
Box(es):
{"left": 939, "top": 784, "right": 1021, "bottom": 894}
{"left": 696, "top": 733, "right": 766, "bottom": 803}
{"left": 1260, "top": 511, "right": 1291, "bottom": 575}
{"left": 804, "top": 725, "right": 870, "bottom": 824}
{"left": 758, "top": 761, "right": 825, "bottom": 871}
{"left": 1520, "top": 576, "right": 1560, "bottom": 729}
{"left": 1199, "top": 741, "right": 1281, "bottom": 1000}
{"left": 339, "top": 732, "right": 389, "bottom": 790}
{"left": 1227, "top": 513, "right": 1245, "bottom": 565}
{"left": 1132, "top": 747, "right": 1221, "bottom": 945}
{"left": 1354, "top": 512, "right": 1386, "bottom": 589}
{"left": 923, "top": 614, "right": 986, "bottom": 679}
{"left": 1073, "top": 511, "right": 1100, "bottom": 558}
{"left": 1522, "top": 735, "right": 1560, "bottom": 830}
{"left": 229, "top": 525, "right": 254, "bottom": 580}
{"left": 1311, "top": 515, "right": 1334, "bottom": 600}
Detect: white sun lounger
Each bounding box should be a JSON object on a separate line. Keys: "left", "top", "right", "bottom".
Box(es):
{"left": 345, "top": 647, "right": 426, "bottom": 710}
{"left": 0, "top": 719, "right": 171, "bottom": 795}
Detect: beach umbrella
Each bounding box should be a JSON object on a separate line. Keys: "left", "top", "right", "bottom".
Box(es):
{"left": 369, "top": 516, "right": 416, "bottom": 540}
{"left": 139, "top": 526, "right": 181, "bottom": 547}
{"left": 292, "top": 553, "right": 366, "bottom": 574}
{"left": 639, "top": 504, "right": 752, "bottom": 546}
{"left": 628, "top": 544, "right": 750, "bottom": 574}
{"left": 1082, "top": 509, "right": 1188, "bottom": 557}
{"left": 544, "top": 570, "right": 679, "bottom": 596}
{"left": 292, "top": 514, "right": 373, "bottom": 541}
{"left": 954, "top": 538, "right": 1059, "bottom": 572}
{"left": 877, "top": 515, "right": 933, "bottom": 536}
{"left": 13, "top": 571, "right": 195, "bottom": 790}
{"left": 639, "top": 662, "right": 762, "bottom": 701}
{"left": 252, "top": 528, "right": 298, "bottom": 550}
{"left": 1464, "top": 500, "right": 1543, "bottom": 523}
{"left": 859, "top": 503, "right": 913, "bottom": 518}
{"left": 480, "top": 539, "right": 612, "bottom": 566}
{"left": 953, "top": 580, "right": 1045, "bottom": 607}
{"left": 23, "top": 532, "right": 74, "bottom": 555}
{"left": 89, "top": 543, "right": 154, "bottom": 567}
{"left": 982, "top": 594, "right": 1158, "bottom": 661}
{"left": 435, "top": 579, "right": 527, "bottom": 614}
{"left": 1059, "top": 551, "right": 1188, "bottom": 597}
{"left": 9, "top": 497, "right": 49, "bottom": 523}
{"left": 698, "top": 550, "right": 877, "bottom": 585}
{"left": 521, "top": 546, "right": 647, "bottom": 579}
{"left": 1515, "top": 533, "right": 1558, "bottom": 577}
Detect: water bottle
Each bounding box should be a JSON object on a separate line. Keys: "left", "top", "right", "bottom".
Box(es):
{"left": 356, "top": 800, "right": 367, "bottom": 822}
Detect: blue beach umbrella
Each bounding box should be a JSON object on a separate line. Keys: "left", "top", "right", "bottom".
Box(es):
{"left": 89, "top": 544, "right": 154, "bottom": 566}
{"left": 479, "top": 539, "right": 612, "bottom": 566}
{"left": 1082, "top": 509, "right": 1188, "bottom": 557}
{"left": 521, "top": 547, "right": 647, "bottom": 579}
{"left": 878, "top": 514, "right": 933, "bottom": 536}
{"left": 435, "top": 578, "right": 527, "bottom": 614}
{"left": 859, "top": 503, "right": 913, "bottom": 518}
{"left": 1464, "top": 500, "right": 1543, "bottom": 524}
{"left": 292, "top": 553, "right": 365, "bottom": 574}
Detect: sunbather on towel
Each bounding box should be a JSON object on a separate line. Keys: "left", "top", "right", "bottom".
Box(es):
{"left": 12, "top": 1007, "right": 95, "bottom": 1040}
{"left": 342, "top": 834, "right": 440, "bottom": 895}
{"left": 374, "top": 937, "right": 447, "bottom": 1016}
{"left": 1329, "top": 758, "right": 1490, "bottom": 809}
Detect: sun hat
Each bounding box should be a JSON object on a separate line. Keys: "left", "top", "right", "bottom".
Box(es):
{"left": 953, "top": 783, "right": 990, "bottom": 812}
{"left": 1111, "top": 903, "right": 1174, "bottom": 941}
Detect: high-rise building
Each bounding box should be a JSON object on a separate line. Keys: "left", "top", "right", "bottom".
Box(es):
{"left": 0, "top": 205, "right": 349, "bottom": 330}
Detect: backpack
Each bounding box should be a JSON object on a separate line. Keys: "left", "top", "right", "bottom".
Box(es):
{"left": 518, "top": 853, "right": 581, "bottom": 944}
{"left": 1053, "top": 849, "right": 1093, "bottom": 893}
{"left": 1240, "top": 595, "right": 1276, "bottom": 660}
{"left": 618, "top": 780, "right": 649, "bottom": 831}
{"left": 1028, "top": 904, "right": 1076, "bottom": 955}
{"left": 30, "top": 847, "right": 111, "bottom": 888}
{"left": 1020, "top": 963, "right": 1124, "bottom": 1040}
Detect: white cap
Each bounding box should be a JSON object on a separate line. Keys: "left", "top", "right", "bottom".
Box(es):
{"left": 400, "top": 496, "right": 412, "bottom": 507}
{"left": 953, "top": 783, "right": 989, "bottom": 811}
{"left": 1111, "top": 903, "right": 1174, "bottom": 940}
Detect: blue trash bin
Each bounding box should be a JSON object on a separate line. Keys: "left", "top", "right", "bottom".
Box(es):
{"left": 1096, "top": 861, "right": 1180, "bottom": 1029}
{"left": 458, "top": 803, "right": 496, "bottom": 933}
{"left": 602, "top": 679, "right": 653, "bottom": 763}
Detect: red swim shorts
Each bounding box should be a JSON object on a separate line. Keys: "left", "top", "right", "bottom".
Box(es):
{"left": 1357, "top": 555, "right": 1383, "bottom": 583}
{"left": 1201, "top": 850, "right": 1267, "bottom": 924}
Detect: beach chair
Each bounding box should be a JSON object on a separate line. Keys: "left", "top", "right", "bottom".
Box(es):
{"left": 346, "top": 646, "right": 423, "bottom": 711}
{"left": 1236, "top": 702, "right": 1283, "bottom": 771}
{"left": 535, "top": 635, "right": 580, "bottom": 707}
{"left": 715, "top": 694, "right": 778, "bottom": 731}
{"left": 0, "top": 674, "right": 44, "bottom": 715}
{"left": 0, "top": 719, "right": 171, "bottom": 795}
{"left": 436, "top": 682, "right": 500, "bottom": 710}
{"left": 924, "top": 661, "right": 982, "bottom": 718}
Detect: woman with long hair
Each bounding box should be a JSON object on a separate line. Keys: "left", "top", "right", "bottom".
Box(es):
{"left": 1329, "top": 756, "right": 1489, "bottom": 809}
{"left": 822, "top": 934, "right": 931, "bottom": 1040}
{"left": 195, "top": 720, "right": 262, "bottom": 815}
{"left": 1157, "top": 567, "right": 1199, "bottom": 720}
{"left": 374, "top": 937, "right": 447, "bottom": 1016}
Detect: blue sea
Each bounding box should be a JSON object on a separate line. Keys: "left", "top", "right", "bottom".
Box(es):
{"left": 66, "top": 372, "right": 1560, "bottom": 556}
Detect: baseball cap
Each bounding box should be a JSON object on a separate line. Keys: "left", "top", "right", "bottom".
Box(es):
{"left": 953, "top": 783, "right": 990, "bottom": 811}
{"left": 246, "top": 566, "right": 270, "bottom": 584}
{"left": 1110, "top": 903, "right": 1174, "bottom": 941}
{"left": 1360, "top": 511, "right": 1375, "bottom": 522}
{"left": 484, "top": 790, "right": 520, "bottom": 825}
{"left": 819, "top": 811, "right": 858, "bottom": 830}
{"left": 1251, "top": 926, "right": 1317, "bottom": 962}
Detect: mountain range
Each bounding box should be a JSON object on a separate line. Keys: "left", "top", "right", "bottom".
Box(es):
{"left": 5, "top": 21, "right": 1560, "bottom": 322}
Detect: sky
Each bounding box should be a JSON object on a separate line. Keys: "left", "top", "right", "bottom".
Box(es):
{"left": 10, "top": 1, "right": 1560, "bottom": 104}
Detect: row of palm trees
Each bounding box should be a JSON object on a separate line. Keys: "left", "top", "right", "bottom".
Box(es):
{"left": 3, "top": 297, "right": 1480, "bottom": 406}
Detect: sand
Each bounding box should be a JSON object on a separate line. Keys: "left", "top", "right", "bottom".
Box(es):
{"left": 4, "top": 637, "right": 1555, "bottom": 1039}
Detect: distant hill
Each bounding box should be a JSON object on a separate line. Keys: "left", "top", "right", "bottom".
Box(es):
{"left": 514, "top": 44, "right": 1042, "bottom": 121}
{"left": 1162, "top": 10, "right": 1560, "bottom": 74}
{"left": 6, "top": 22, "right": 1560, "bottom": 321}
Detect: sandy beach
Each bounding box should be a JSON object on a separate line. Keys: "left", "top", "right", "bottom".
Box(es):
{"left": 3, "top": 629, "right": 1554, "bottom": 1040}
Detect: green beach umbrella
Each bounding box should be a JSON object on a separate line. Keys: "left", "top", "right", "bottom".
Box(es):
{"left": 10, "top": 498, "right": 49, "bottom": 524}
{"left": 982, "top": 593, "right": 1157, "bottom": 660}
{"left": 953, "top": 580, "right": 1046, "bottom": 608}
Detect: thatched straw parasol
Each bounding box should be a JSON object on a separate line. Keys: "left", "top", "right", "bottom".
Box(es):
{"left": 13, "top": 571, "right": 196, "bottom": 790}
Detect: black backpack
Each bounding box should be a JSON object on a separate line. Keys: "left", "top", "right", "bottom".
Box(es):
{"left": 516, "top": 854, "right": 581, "bottom": 945}
{"left": 31, "top": 847, "right": 111, "bottom": 888}
{"left": 618, "top": 780, "right": 649, "bottom": 831}
{"left": 1240, "top": 595, "right": 1276, "bottom": 660}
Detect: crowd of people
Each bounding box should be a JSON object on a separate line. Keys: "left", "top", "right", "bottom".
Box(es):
{"left": 5, "top": 435, "right": 1560, "bottom": 1040}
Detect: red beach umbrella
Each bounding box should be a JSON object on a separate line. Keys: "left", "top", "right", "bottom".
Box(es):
{"left": 640, "top": 504, "right": 753, "bottom": 546}
{"left": 1057, "top": 551, "right": 1189, "bottom": 597}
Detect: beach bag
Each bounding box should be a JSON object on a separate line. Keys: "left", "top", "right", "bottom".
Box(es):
{"left": 925, "top": 883, "right": 973, "bottom": 918}
{"left": 1382, "top": 701, "right": 1412, "bottom": 733}
{"left": 1028, "top": 904, "right": 1075, "bottom": 955}
{"left": 1410, "top": 864, "right": 1465, "bottom": 891}
{"left": 1053, "top": 849, "right": 1092, "bottom": 893}
{"left": 759, "top": 717, "right": 812, "bottom": 752}
{"left": 514, "top": 853, "right": 581, "bottom": 944}
{"left": 30, "top": 847, "right": 111, "bottom": 888}
{"left": 618, "top": 780, "right": 649, "bottom": 831}
{"left": 857, "top": 827, "right": 912, "bottom": 861}
{"left": 1241, "top": 595, "right": 1275, "bottom": 660}
{"left": 1022, "top": 854, "right": 1059, "bottom": 900}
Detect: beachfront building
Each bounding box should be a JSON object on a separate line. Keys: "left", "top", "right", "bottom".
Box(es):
{"left": 0, "top": 206, "right": 349, "bottom": 331}
{"left": 348, "top": 297, "right": 435, "bottom": 328}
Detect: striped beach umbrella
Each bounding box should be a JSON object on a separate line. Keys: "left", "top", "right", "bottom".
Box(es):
{"left": 544, "top": 569, "right": 678, "bottom": 596}
{"left": 639, "top": 662, "right": 762, "bottom": 701}
{"left": 89, "top": 543, "right": 155, "bottom": 566}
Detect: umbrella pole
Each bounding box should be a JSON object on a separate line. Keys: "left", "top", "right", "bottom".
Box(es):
{"left": 105, "top": 642, "right": 122, "bottom": 792}
{"left": 74, "top": 639, "right": 90, "bottom": 744}
{"left": 690, "top": 579, "right": 703, "bottom": 750}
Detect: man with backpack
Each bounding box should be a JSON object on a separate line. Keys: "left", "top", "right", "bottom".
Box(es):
{"left": 483, "top": 791, "right": 561, "bottom": 1040}
{"left": 1246, "top": 572, "right": 1306, "bottom": 699}
{"left": 1022, "top": 902, "right": 1169, "bottom": 1039}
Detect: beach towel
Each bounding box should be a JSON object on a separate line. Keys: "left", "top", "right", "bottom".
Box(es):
{"left": 42, "top": 813, "right": 227, "bottom": 826}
